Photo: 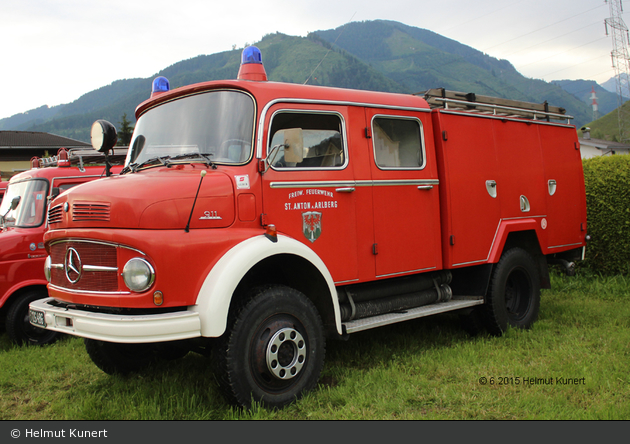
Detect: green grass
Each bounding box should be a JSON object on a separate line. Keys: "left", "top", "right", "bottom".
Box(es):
{"left": 1, "top": 271, "right": 628, "bottom": 420}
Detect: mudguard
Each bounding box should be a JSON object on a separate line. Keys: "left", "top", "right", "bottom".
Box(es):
{"left": 192, "top": 234, "right": 341, "bottom": 337}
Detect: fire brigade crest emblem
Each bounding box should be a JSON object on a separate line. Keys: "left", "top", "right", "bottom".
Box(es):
{"left": 302, "top": 211, "right": 322, "bottom": 243}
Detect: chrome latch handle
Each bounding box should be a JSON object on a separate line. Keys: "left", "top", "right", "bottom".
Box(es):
{"left": 486, "top": 180, "right": 497, "bottom": 198}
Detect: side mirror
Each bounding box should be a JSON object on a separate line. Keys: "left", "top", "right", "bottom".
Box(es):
{"left": 10, "top": 196, "right": 20, "bottom": 211}
{"left": 264, "top": 128, "right": 304, "bottom": 174}
{"left": 91, "top": 120, "right": 118, "bottom": 154}
{"left": 51, "top": 187, "right": 60, "bottom": 200}
{"left": 1, "top": 196, "right": 20, "bottom": 226}
{"left": 282, "top": 128, "right": 304, "bottom": 163}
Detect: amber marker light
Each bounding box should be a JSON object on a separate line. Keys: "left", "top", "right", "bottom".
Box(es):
{"left": 153, "top": 291, "right": 164, "bottom": 306}
{"left": 264, "top": 224, "right": 278, "bottom": 243}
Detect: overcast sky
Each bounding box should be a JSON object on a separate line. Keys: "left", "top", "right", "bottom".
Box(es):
{"left": 0, "top": 0, "right": 622, "bottom": 119}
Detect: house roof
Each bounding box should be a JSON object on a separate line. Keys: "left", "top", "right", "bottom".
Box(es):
{"left": 579, "top": 136, "right": 630, "bottom": 150}
{"left": 0, "top": 131, "right": 90, "bottom": 149}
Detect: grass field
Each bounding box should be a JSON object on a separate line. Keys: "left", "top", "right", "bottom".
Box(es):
{"left": 1, "top": 271, "right": 628, "bottom": 420}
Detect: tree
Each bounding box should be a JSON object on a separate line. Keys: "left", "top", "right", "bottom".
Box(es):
{"left": 117, "top": 114, "right": 134, "bottom": 146}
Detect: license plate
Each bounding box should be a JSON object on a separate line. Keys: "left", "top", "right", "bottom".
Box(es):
{"left": 29, "top": 309, "right": 46, "bottom": 328}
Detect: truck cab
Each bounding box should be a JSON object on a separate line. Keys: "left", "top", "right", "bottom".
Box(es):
{"left": 0, "top": 148, "right": 126, "bottom": 345}
{"left": 30, "top": 47, "right": 587, "bottom": 407}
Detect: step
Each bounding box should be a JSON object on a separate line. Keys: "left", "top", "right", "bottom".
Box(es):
{"left": 342, "top": 296, "right": 484, "bottom": 334}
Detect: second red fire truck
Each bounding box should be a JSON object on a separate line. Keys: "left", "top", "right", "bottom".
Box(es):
{"left": 30, "top": 46, "right": 587, "bottom": 408}
{"left": 1, "top": 148, "right": 125, "bottom": 345}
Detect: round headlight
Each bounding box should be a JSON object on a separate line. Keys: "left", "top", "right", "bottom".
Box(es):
{"left": 44, "top": 256, "right": 52, "bottom": 282}
{"left": 122, "top": 258, "right": 155, "bottom": 292}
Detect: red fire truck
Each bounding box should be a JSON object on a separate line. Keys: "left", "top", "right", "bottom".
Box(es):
{"left": 30, "top": 47, "right": 587, "bottom": 408}
{"left": 1, "top": 148, "right": 125, "bottom": 345}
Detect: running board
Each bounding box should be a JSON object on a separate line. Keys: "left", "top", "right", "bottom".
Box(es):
{"left": 342, "top": 296, "right": 484, "bottom": 334}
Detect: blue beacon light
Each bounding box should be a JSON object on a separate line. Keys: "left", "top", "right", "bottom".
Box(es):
{"left": 241, "top": 46, "right": 263, "bottom": 64}
{"left": 237, "top": 46, "right": 268, "bottom": 81}
{"left": 151, "top": 76, "right": 170, "bottom": 97}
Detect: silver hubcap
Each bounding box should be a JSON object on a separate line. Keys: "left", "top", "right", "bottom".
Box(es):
{"left": 266, "top": 327, "right": 306, "bottom": 380}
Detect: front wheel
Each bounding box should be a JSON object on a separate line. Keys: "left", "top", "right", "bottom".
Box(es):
{"left": 483, "top": 248, "right": 541, "bottom": 336}
{"left": 6, "top": 289, "right": 62, "bottom": 346}
{"left": 84, "top": 339, "right": 157, "bottom": 375}
{"left": 215, "top": 285, "right": 325, "bottom": 409}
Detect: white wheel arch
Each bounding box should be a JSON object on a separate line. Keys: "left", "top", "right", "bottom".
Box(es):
{"left": 192, "top": 234, "right": 341, "bottom": 337}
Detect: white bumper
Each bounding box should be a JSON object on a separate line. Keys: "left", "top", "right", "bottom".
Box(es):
{"left": 29, "top": 298, "right": 201, "bottom": 344}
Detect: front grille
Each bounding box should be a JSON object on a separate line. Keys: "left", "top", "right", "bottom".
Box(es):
{"left": 50, "top": 241, "right": 119, "bottom": 292}
{"left": 48, "top": 204, "right": 63, "bottom": 224}
{"left": 73, "top": 202, "right": 111, "bottom": 222}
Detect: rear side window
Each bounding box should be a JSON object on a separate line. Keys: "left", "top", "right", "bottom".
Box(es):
{"left": 268, "top": 111, "right": 346, "bottom": 169}
{"left": 372, "top": 116, "right": 425, "bottom": 169}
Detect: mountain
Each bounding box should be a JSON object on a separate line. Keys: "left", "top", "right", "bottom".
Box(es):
{"left": 552, "top": 79, "right": 628, "bottom": 117}
{"left": 0, "top": 104, "right": 65, "bottom": 131}
{"left": 0, "top": 20, "right": 594, "bottom": 142}
{"left": 314, "top": 20, "right": 591, "bottom": 124}
{"left": 601, "top": 73, "right": 629, "bottom": 94}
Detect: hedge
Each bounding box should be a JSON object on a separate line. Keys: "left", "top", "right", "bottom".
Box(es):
{"left": 582, "top": 155, "right": 630, "bottom": 275}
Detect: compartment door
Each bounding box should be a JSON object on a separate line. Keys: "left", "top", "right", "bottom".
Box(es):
{"left": 365, "top": 109, "right": 442, "bottom": 277}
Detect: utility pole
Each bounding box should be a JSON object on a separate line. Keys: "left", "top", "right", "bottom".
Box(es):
{"left": 605, "top": 0, "right": 630, "bottom": 141}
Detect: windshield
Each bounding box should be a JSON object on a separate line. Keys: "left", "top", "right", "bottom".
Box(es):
{"left": 0, "top": 179, "right": 49, "bottom": 228}
{"left": 127, "top": 90, "right": 255, "bottom": 168}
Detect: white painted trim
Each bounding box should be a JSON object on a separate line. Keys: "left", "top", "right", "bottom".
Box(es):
{"left": 192, "top": 234, "right": 340, "bottom": 337}
{"left": 28, "top": 298, "right": 201, "bottom": 344}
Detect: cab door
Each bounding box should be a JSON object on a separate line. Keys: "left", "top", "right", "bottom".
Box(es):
{"left": 260, "top": 104, "right": 359, "bottom": 284}
{"left": 365, "top": 109, "right": 442, "bottom": 277}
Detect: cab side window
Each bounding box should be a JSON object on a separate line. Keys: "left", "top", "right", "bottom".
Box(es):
{"left": 269, "top": 112, "right": 345, "bottom": 169}
{"left": 372, "top": 117, "right": 424, "bottom": 169}
{"left": 59, "top": 183, "right": 80, "bottom": 193}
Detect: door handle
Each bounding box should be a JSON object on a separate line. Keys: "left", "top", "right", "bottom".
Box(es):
{"left": 335, "top": 187, "right": 355, "bottom": 193}
{"left": 417, "top": 185, "right": 434, "bottom": 190}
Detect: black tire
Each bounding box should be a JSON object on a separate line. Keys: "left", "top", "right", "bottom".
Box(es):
{"left": 459, "top": 308, "right": 485, "bottom": 337}
{"left": 6, "top": 289, "right": 61, "bottom": 346}
{"left": 156, "top": 341, "right": 190, "bottom": 360}
{"left": 483, "top": 248, "right": 541, "bottom": 336}
{"left": 84, "top": 339, "right": 157, "bottom": 375}
{"left": 215, "top": 285, "right": 325, "bottom": 409}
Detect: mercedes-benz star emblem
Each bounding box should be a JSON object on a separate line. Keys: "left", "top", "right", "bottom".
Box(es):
{"left": 65, "top": 247, "right": 82, "bottom": 284}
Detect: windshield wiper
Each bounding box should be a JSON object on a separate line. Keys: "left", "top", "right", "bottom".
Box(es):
{"left": 121, "top": 153, "right": 216, "bottom": 174}
{"left": 167, "top": 152, "right": 215, "bottom": 168}
{"left": 121, "top": 156, "right": 170, "bottom": 174}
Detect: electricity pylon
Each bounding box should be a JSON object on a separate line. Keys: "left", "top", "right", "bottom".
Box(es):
{"left": 591, "top": 86, "right": 600, "bottom": 121}
{"left": 605, "top": 0, "right": 630, "bottom": 141}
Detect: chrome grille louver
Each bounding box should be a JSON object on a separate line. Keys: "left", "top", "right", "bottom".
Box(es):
{"left": 48, "top": 204, "right": 63, "bottom": 224}
{"left": 49, "top": 240, "right": 119, "bottom": 292}
{"left": 73, "top": 202, "right": 111, "bottom": 222}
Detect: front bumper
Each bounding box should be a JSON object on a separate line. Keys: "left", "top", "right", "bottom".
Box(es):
{"left": 29, "top": 298, "right": 201, "bottom": 343}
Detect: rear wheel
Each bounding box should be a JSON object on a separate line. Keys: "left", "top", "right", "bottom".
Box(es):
{"left": 483, "top": 248, "right": 541, "bottom": 336}
{"left": 215, "top": 285, "right": 325, "bottom": 409}
{"left": 6, "top": 289, "right": 61, "bottom": 346}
